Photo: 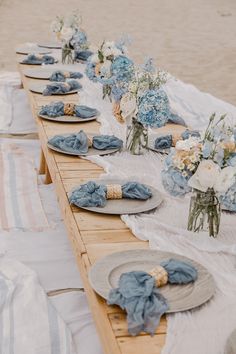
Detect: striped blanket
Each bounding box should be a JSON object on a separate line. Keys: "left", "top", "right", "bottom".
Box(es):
{"left": 0, "top": 141, "right": 49, "bottom": 231}
{"left": 0, "top": 255, "right": 76, "bottom": 354}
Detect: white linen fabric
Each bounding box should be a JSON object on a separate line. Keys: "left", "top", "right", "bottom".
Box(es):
{"left": 75, "top": 64, "right": 236, "bottom": 354}
{"left": 0, "top": 255, "right": 76, "bottom": 354}
{"left": 0, "top": 72, "right": 36, "bottom": 134}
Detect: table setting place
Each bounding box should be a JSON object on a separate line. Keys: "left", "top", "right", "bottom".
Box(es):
{"left": 17, "top": 10, "right": 236, "bottom": 354}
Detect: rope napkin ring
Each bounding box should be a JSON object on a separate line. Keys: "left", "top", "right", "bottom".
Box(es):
{"left": 64, "top": 103, "right": 75, "bottom": 116}
{"left": 106, "top": 184, "right": 122, "bottom": 199}
{"left": 149, "top": 266, "right": 168, "bottom": 287}
{"left": 63, "top": 71, "right": 71, "bottom": 78}
{"left": 87, "top": 137, "right": 93, "bottom": 147}
{"left": 63, "top": 82, "right": 71, "bottom": 89}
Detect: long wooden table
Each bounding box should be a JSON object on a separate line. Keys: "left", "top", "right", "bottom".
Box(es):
{"left": 17, "top": 57, "right": 185, "bottom": 354}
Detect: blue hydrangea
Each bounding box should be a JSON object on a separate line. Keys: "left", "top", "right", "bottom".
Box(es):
{"left": 219, "top": 182, "right": 236, "bottom": 212}
{"left": 70, "top": 29, "right": 88, "bottom": 49}
{"left": 111, "top": 83, "right": 128, "bottom": 102}
{"left": 181, "top": 130, "right": 200, "bottom": 140}
{"left": 137, "top": 89, "right": 169, "bottom": 128}
{"left": 161, "top": 167, "right": 191, "bottom": 197}
{"left": 111, "top": 55, "right": 134, "bottom": 83}
{"left": 85, "top": 60, "right": 98, "bottom": 82}
{"left": 228, "top": 154, "right": 236, "bottom": 167}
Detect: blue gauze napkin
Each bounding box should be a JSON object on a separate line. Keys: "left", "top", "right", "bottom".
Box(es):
{"left": 42, "top": 79, "right": 82, "bottom": 96}
{"left": 39, "top": 101, "right": 99, "bottom": 118}
{"left": 22, "top": 54, "right": 56, "bottom": 64}
{"left": 50, "top": 70, "right": 83, "bottom": 82}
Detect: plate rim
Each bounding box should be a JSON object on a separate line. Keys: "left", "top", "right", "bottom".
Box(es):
{"left": 29, "top": 82, "right": 80, "bottom": 95}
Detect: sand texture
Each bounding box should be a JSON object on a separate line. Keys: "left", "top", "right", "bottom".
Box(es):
{"left": 0, "top": 0, "right": 236, "bottom": 104}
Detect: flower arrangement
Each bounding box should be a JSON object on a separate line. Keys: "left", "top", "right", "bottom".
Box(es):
{"left": 51, "top": 12, "right": 89, "bottom": 63}
{"left": 161, "top": 113, "right": 236, "bottom": 236}
{"left": 85, "top": 36, "right": 134, "bottom": 99}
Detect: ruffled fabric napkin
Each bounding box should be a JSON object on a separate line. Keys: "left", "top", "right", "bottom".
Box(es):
{"left": 22, "top": 54, "right": 56, "bottom": 65}
{"left": 74, "top": 50, "right": 93, "bottom": 62}
{"left": 39, "top": 101, "right": 99, "bottom": 118}
{"left": 181, "top": 129, "right": 201, "bottom": 140}
{"left": 42, "top": 79, "right": 82, "bottom": 96}
{"left": 49, "top": 70, "right": 83, "bottom": 82}
{"left": 108, "top": 259, "right": 198, "bottom": 336}
{"left": 48, "top": 130, "right": 123, "bottom": 155}
{"left": 69, "top": 180, "right": 152, "bottom": 208}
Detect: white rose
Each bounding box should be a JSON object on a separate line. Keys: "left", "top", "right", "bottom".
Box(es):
{"left": 90, "top": 53, "right": 99, "bottom": 63}
{"left": 120, "top": 93, "right": 137, "bottom": 120}
{"left": 214, "top": 166, "right": 236, "bottom": 193}
{"left": 60, "top": 27, "right": 74, "bottom": 42}
{"left": 176, "top": 137, "right": 200, "bottom": 151}
{"left": 188, "top": 160, "right": 220, "bottom": 192}
{"left": 100, "top": 60, "right": 112, "bottom": 77}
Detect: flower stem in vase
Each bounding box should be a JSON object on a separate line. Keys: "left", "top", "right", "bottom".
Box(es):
{"left": 62, "top": 44, "right": 74, "bottom": 64}
{"left": 187, "top": 188, "right": 221, "bottom": 237}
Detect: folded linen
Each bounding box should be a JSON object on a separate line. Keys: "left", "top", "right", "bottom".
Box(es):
{"left": 69, "top": 180, "right": 152, "bottom": 208}
{"left": 74, "top": 50, "right": 93, "bottom": 62}
{"left": 48, "top": 130, "right": 123, "bottom": 155}
{"left": 39, "top": 101, "right": 99, "bottom": 118}
{"left": 50, "top": 70, "right": 83, "bottom": 82}
{"left": 22, "top": 54, "right": 56, "bottom": 64}
{"left": 42, "top": 79, "right": 82, "bottom": 96}
{"left": 108, "top": 259, "right": 197, "bottom": 336}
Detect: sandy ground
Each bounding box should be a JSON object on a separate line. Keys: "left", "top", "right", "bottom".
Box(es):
{"left": 0, "top": 0, "right": 236, "bottom": 105}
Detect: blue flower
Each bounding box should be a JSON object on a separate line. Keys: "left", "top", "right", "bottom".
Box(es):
{"left": 70, "top": 29, "right": 88, "bottom": 49}
{"left": 155, "top": 135, "right": 172, "bottom": 149}
{"left": 161, "top": 167, "right": 191, "bottom": 197}
{"left": 142, "top": 58, "right": 155, "bottom": 74}
{"left": 111, "top": 55, "right": 134, "bottom": 83}
{"left": 181, "top": 130, "right": 200, "bottom": 140}
{"left": 219, "top": 181, "right": 236, "bottom": 212}
{"left": 137, "top": 89, "right": 169, "bottom": 128}
{"left": 85, "top": 60, "right": 98, "bottom": 82}
{"left": 111, "top": 83, "right": 128, "bottom": 102}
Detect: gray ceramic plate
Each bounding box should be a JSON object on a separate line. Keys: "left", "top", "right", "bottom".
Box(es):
{"left": 89, "top": 249, "right": 215, "bottom": 312}
{"left": 19, "top": 59, "right": 58, "bottom": 66}
{"left": 16, "top": 46, "right": 51, "bottom": 55}
{"left": 29, "top": 83, "right": 80, "bottom": 95}
{"left": 148, "top": 146, "right": 170, "bottom": 155}
{"left": 38, "top": 113, "right": 97, "bottom": 123}
{"left": 47, "top": 134, "right": 121, "bottom": 156}
{"left": 37, "top": 42, "right": 61, "bottom": 49}
{"left": 23, "top": 68, "right": 83, "bottom": 80}
{"left": 71, "top": 178, "right": 163, "bottom": 215}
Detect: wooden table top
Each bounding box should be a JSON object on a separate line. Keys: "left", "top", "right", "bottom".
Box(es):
{"left": 16, "top": 56, "right": 186, "bottom": 354}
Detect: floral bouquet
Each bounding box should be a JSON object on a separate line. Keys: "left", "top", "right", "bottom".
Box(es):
{"left": 85, "top": 36, "right": 134, "bottom": 100}
{"left": 51, "top": 11, "right": 88, "bottom": 64}
{"left": 161, "top": 113, "right": 236, "bottom": 237}
{"left": 115, "top": 59, "right": 172, "bottom": 154}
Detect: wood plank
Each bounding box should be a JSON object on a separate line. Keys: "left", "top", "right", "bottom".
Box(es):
{"left": 75, "top": 211, "right": 128, "bottom": 231}
{"left": 117, "top": 334, "right": 166, "bottom": 354}
{"left": 81, "top": 229, "right": 138, "bottom": 244}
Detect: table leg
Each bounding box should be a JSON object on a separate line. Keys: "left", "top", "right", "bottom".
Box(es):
{"left": 39, "top": 149, "right": 46, "bottom": 175}
{"left": 45, "top": 164, "right": 52, "bottom": 184}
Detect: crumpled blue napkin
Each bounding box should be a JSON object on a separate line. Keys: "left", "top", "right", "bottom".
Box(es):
{"left": 39, "top": 101, "right": 99, "bottom": 118}
{"left": 69, "top": 180, "right": 152, "bottom": 208}
{"left": 108, "top": 258, "right": 198, "bottom": 336}
{"left": 22, "top": 54, "right": 56, "bottom": 64}
{"left": 155, "top": 135, "right": 172, "bottom": 150}
{"left": 181, "top": 129, "right": 201, "bottom": 140}
{"left": 74, "top": 50, "right": 93, "bottom": 62}
{"left": 49, "top": 70, "right": 83, "bottom": 82}
{"left": 168, "top": 113, "right": 186, "bottom": 126}
{"left": 42, "top": 79, "right": 82, "bottom": 96}
{"left": 48, "top": 131, "right": 123, "bottom": 155}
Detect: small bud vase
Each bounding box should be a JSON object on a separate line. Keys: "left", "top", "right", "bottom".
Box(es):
{"left": 62, "top": 44, "right": 74, "bottom": 64}
{"left": 126, "top": 117, "right": 148, "bottom": 155}
{"left": 187, "top": 188, "right": 221, "bottom": 237}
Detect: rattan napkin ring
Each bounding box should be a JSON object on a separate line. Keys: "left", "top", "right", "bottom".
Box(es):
{"left": 106, "top": 184, "right": 122, "bottom": 199}
{"left": 149, "top": 265, "right": 168, "bottom": 287}
{"left": 63, "top": 71, "right": 71, "bottom": 78}
{"left": 64, "top": 103, "right": 75, "bottom": 116}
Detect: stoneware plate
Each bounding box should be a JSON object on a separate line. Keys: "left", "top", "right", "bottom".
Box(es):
{"left": 71, "top": 178, "right": 163, "bottom": 215}
{"left": 23, "top": 68, "right": 82, "bottom": 80}
{"left": 37, "top": 42, "right": 61, "bottom": 49}
{"left": 19, "top": 59, "right": 58, "bottom": 66}
{"left": 29, "top": 83, "right": 80, "bottom": 95}
{"left": 148, "top": 146, "right": 170, "bottom": 155}
{"left": 47, "top": 135, "right": 121, "bottom": 157}
{"left": 38, "top": 113, "right": 98, "bottom": 123}
{"left": 89, "top": 249, "right": 215, "bottom": 312}
{"left": 16, "top": 46, "right": 51, "bottom": 55}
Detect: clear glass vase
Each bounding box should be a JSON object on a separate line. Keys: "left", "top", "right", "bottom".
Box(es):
{"left": 126, "top": 118, "right": 148, "bottom": 155}
{"left": 62, "top": 44, "right": 74, "bottom": 64}
{"left": 187, "top": 188, "right": 221, "bottom": 237}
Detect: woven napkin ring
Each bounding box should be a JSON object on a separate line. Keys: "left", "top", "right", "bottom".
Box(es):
{"left": 148, "top": 266, "right": 168, "bottom": 287}
{"left": 87, "top": 137, "right": 93, "bottom": 147}
{"left": 64, "top": 82, "right": 71, "bottom": 89}
{"left": 106, "top": 184, "right": 122, "bottom": 199}
{"left": 64, "top": 103, "right": 75, "bottom": 116}
{"left": 63, "top": 71, "right": 71, "bottom": 78}
{"left": 36, "top": 54, "right": 43, "bottom": 60}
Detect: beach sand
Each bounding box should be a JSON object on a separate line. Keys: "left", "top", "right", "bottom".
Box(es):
{"left": 0, "top": 0, "right": 235, "bottom": 105}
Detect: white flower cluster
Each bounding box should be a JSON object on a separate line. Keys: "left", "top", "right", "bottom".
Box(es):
{"left": 51, "top": 12, "right": 82, "bottom": 43}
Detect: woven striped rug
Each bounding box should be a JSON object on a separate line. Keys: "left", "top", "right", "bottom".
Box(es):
{"left": 0, "top": 140, "right": 49, "bottom": 231}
